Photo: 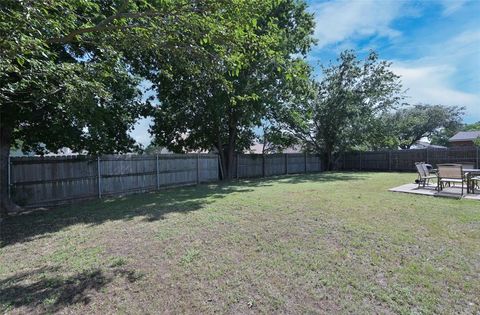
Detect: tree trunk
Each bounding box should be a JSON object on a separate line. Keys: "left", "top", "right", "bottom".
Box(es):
{"left": 225, "top": 122, "right": 238, "bottom": 179}
{"left": 217, "top": 145, "right": 236, "bottom": 180}
{"left": 225, "top": 144, "right": 236, "bottom": 179}
{"left": 216, "top": 140, "right": 227, "bottom": 180}
{"left": 0, "top": 125, "right": 21, "bottom": 217}
{"left": 324, "top": 143, "right": 334, "bottom": 171}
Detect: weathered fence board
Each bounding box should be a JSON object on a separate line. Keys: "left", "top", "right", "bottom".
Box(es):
{"left": 237, "top": 153, "right": 323, "bottom": 178}
{"left": 10, "top": 156, "right": 98, "bottom": 206}
{"left": 9, "top": 153, "right": 323, "bottom": 208}
{"left": 10, "top": 154, "right": 219, "bottom": 207}
{"left": 11, "top": 148, "right": 475, "bottom": 208}
{"left": 340, "top": 147, "right": 479, "bottom": 171}
{"left": 265, "top": 154, "right": 287, "bottom": 176}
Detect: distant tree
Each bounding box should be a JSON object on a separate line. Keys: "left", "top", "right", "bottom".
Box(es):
{"left": 281, "top": 50, "right": 403, "bottom": 169}
{"left": 474, "top": 138, "right": 480, "bottom": 147}
{"left": 376, "top": 105, "right": 464, "bottom": 149}
{"left": 257, "top": 125, "right": 299, "bottom": 154}
{"left": 143, "top": 144, "right": 165, "bottom": 155}
{"left": 463, "top": 121, "right": 480, "bottom": 131}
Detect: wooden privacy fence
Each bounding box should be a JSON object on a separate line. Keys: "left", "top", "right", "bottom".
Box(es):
{"left": 8, "top": 153, "right": 323, "bottom": 208}
{"left": 235, "top": 153, "right": 323, "bottom": 178}
{"left": 9, "top": 154, "right": 219, "bottom": 207}
{"left": 340, "top": 147, "right": 480, "bottom": 171}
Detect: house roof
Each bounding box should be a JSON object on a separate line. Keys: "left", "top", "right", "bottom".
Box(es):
{"left": 247, "top": 142, "right": 302, "bottom": 154}
{"left": 411, "top": 141, "right": 447, "bottom": 149}
{"left": 449, "top": 131, "right": 480, "bottom": 142}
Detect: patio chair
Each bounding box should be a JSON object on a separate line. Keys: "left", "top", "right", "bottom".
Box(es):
{"left": 437, "top": 164, "right": 467, "bottom": 196}
{"left": 415, "top": 162, "right": 436, "bottom": 188}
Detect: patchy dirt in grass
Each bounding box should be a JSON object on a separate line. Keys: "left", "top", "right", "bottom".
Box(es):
{"left": 1, "top": 173, "right": 479, "bottom": 314}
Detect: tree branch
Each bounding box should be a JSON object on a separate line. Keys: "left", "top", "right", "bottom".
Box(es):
{"left": 46, "top": 1, "right": 185, "bottom": 45}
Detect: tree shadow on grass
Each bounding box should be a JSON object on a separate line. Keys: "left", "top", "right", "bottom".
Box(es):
{"left": 0, "top": 265, "right": 141, "bottom": 314}
{"left": 1, "top": 172, "right": 367, "bottom": 247}
{"left": 233, "top": 171, "right": 370, "bottom": 185}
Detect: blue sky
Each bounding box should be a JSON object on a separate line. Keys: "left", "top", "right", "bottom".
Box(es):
{"left": 306, "top": 0, "right": 480, "bottom": 121}
{"left": 131, "top": 0, "right": 480, "bottom": 147}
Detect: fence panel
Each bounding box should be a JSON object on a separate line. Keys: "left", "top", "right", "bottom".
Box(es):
{"left": 10, "top": 152, "right": 329, "bottom": 207}
{"left": 341, "top": 147, "right": 479, "bottom": 171}
{"left": 10, "top": 156, "right": 98, "bottom": 206}
{"left": 10, "top": 154, "right": 219, "bottom": 207}
{"left": 428, "top": 147, "right": 477, "bottom": 167}
{"left": 100, "top": 155, "right": 157, "bottom": 196}
{"left": 306, "top": 154, "right": 323, "bottom": 172}
{"left": 237, "top": 154, "right": 263, "bottom": 178}
{"left": 198, "top": 154, "right": 220, "bottom": 183}
{"left": 239, "top": 153, "right": 322, "bottom": 178}
{"left": 361, "top": 152, "right": 388, "bottom": 170}
{"left": 265, "top": 154, "right": 286, "bottom": 176}
{"left": 157, "top": 155, "right": 197, "bottom": 187}
{"left": 286, "top": 153, "right": 306, "bottom": 174}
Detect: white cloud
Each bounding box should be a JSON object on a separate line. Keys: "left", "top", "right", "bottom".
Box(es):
{"left": 450, "top": 29, "right": 480, "bottom": 46}
{"left": 392, "top": 63, "right": 480, "bottom": 119}
{"left": 392, "top": 27, "right": 480, "bottom": 120}
{"left": 309, "top": 0, "right": 404, "bottom": 48}
{"left": 439, "top": 0, "right": 468, "bottom": 15}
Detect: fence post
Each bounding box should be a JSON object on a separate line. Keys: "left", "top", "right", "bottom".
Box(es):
{"left": 7, "top": 155, "right": 11, "bottom": 198}
{"left": 236, "top": 153, "right": 240, "bottom": 179}
{"left": 359, "top": 152, "right": 362, "bottom": 171}
{"left": 262, "top": 154, "right": 265, "bottom": 177}
{"left": 477, "top": 147, "right": 479, "bottom": 169}
{"left": 304, "top": 152, "right": 307, "bottom": 173}
{"left": 97, "top": 156, "right": 102, "bottom": 198}
{"left": 388, "top": 151, "right": 392, "bottom": 171}
{"left": 197, "top": 153, "right": 200, "bottom": 184}
{"left": 285, "top": 153, "right": 288, "bottom": 174}
{"left": 156, "top": 154, "right": 160, "bottom": 190}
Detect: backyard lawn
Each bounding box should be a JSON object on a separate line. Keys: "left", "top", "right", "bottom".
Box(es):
{"left": 1, "top": 172, "right": 479, "bottom": 314}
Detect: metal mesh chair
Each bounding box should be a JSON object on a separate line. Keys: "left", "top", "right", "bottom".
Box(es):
{"left": 415, "top": 162, "right": 436, "bottom": 188}
{"left": 437, "top": 164, "right": 467, "bottom": 196}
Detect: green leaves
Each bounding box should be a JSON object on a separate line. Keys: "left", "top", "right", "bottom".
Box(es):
{"left": 144, "top": 0, "right": 314, "bottom": 176}
{"left": 1, "top": 0, "right": 315, "bottom": 176}
{"left": 280, "top": 50, "right": 403, "bottom": 166}
{"left": 377, "top": 104, "right": 465, "bottom": 149}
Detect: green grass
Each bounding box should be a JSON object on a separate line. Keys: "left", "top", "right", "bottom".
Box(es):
{"left": 1, "top": 172, "right": 479, "bottom": 314}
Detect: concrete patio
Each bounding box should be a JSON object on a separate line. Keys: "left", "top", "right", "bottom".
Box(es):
{"left": 389, "top": 183, "right": 480, "bottom": 200}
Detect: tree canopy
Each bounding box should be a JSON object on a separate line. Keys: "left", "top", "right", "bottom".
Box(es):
{"left": 147, "top": 0, "right": 315, "bottom": 178}
{"left": 0, "top": 0, "right": 314, "bottom": 215}
{"left": 373, "top": 104, "right": 465, "bottom": 149}
{"left": 279, "top": 50, "right": 403, "bottom": 169}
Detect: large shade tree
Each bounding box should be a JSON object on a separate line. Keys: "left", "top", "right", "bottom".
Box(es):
{"left": 0, "top": 0, "right": 288, "bottom": 215}
{"left": 280, "top": 50, "right": 403, "bottom": 169}
{"left": 147, "top": 0, "right": 315, "bottom": 178}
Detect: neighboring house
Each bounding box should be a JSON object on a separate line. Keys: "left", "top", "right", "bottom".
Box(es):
{"left": 449, "top": 131, "right": 480, "bottom": 147}
{"left": 411, "top": 141, "right": 447, "bottom": 150}
{"left": 247, "top": 141, "right": 302, "bottom": 154}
